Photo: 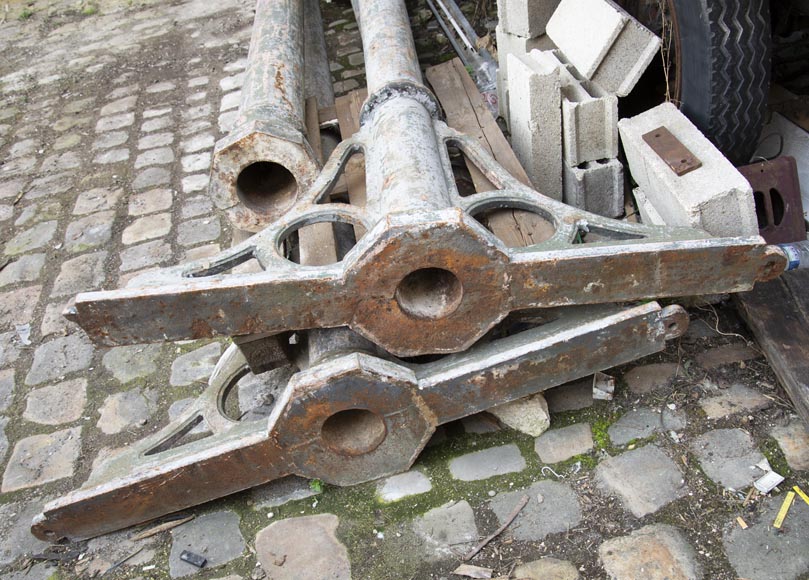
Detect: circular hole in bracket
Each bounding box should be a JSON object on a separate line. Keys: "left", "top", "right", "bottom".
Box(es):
{"left": 236, "top": 161, "right": 298, "bottom": 214}
{"left": 321, "top": 408, "right": 387, "bottom": 456}
{"left": 278, "top": 213, "right": 364, "bottom": 265}
{"left": 395, "top": 268, "right": 463, "bottom": 320}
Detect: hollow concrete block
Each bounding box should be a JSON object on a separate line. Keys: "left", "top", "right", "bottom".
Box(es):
{"left": 618, "top": 102, "right": 758, "bottom": 237}
{"left": 563, "top": 158, "right": 624, "bottom": 218}
{"left": 497, "top": 0, "right": 561, "bottom": 38}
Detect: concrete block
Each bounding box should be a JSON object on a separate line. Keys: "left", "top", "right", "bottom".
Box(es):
{"left": 632, "top": 187, "right": 665, "bottom": 226}
{"left": 507, "top": 52, "right": 563, "bottom": 200}
{"left": 496, "top": 28, "right": 555, "bottom": 123}
{"left": 497, "top": 0, "right": 561, "bottom": 38}
{"left": 563, "top": 158, "right": 624, "bottom": 218}
{"left": 546, "top": 0, "right": 660, "bottom": 96}
{"left": 533, "top": 50, "right": 618, "bottom": 165}
{"left": 496, "top": 66, "right": 509, "bottom": 120}
{"left": 618, "top": 102, "right": 758, "bottom": 237}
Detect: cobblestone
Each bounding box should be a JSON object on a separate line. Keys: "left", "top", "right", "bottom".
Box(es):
{"left": 0, "top": 285, "right": 41, "bottom": 330}
{"left": 128, "top": 187, "right": 174, "bottom": 216}
{"left": 377, "top": 470, "right": 432, "bottom": 502}
{"left": 23, "top": 378, "right": 86, "bottom": 425}
{"left": 138, "top": 132, "right": 175, "bottom": 150}
{"left": 25, "top": 333, "right": 94, "bottom": 385}
{"left": 608, "top": 407, "right": 687, "bottom": 446}
{"left": 122, "top": 213, "right": 172, "bottom": 244}
{"left": 0, "top": 369, "right": 14, "bottom": 412}
{"left": 64, "top": 211, "right": 115, "bottom": 252}
{"left": 696, "top": 343, "right": 760, "bottom": 369}
{"left": 449, "top": 443, "right": 526, "bottom": 481}
{"left": 623, "top": 362, "right": 679, "bottom": 394}
{"left": 490, "top": 480, "right": 581, "bottom": 541}
{"left": 170, "top": 342, "right": 222, "bottom": 386}
{"left": 119, "top": 239, "right": 172, "bottom": 271}
{"left": 102, "top": 343, "right": 163, "bottom": 383}
{"left": 0, "top": 500, "right": 50, "bottom": 566}
{"left": 255, "top": 514, "right": 350, "bottom": 580}
{"left": 92, "top": 130, "right": 128, "bottom": 150}
{"left": 169, "top": 511, "right": 245, "bottom": 578}
{"left": 600, "top": 524, "right": 701, "bottom": 580}
{"left": 690, "top": 428, "right": 766, "bottom": 490}
{"left": 3, "top": 220, "right": 57, "bottom": 255}
{"left": 513, "top": 558, "right": 580, "bottom": 580}
{"left": 535, "top": 423, "right": 594, "bottom": 463}
{"left": 95, "top": 112, "right": 135, "bottom": 132}
{"left": 177, "top": 216, "right": 220, "bottom": 246}
{"left": 93, "top": 148, "right": 130, "bottom": 164}
{"left": 73, "top": 187, "right": 124, "bottom": 215}
{"left": 51, "top": 252, "right": 107, "bottom": 297}
{"left": 698, "top": 383, "right": 771, "bottom": 419}
{"left": 135, "top": 146, "right": 175, "bottom": 168}
{"left": 771, "top": 420, "right": 809, "bottom": 471}
{"left": 97, "top": 387, "right": 159, "bottom": 434}
{"left": 132, "top": 166, "right": 171, "bottom": 190}
{"left": 181, "top": 173, "right": 210, "bottom": 193}
{"left": 412, "top": 501, "right": 478, "bottom": 559}
{"left": 0, "top": 254, "right": 45, "bottom": 287}
{"left": 2, "top": 426, "right": 81, "bottom": 492}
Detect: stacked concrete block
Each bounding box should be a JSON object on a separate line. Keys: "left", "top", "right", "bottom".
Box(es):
{"left": 495, "top": 25, "right": 556, "bottom": 120}
{"left": 563, "top": 159, "right": 624, "bottom": 218}
{"left": 618, "top": 102, "right": 758, "bottom": 237}
{"left": 632, "top": 186, "right": 665, "bottom": 226}
{"left": 497, "top": 0, "right": 560, "bottom": 38}
{"left": 533, "top": 49, "right": 618, "bottom": 165}
{"left": 546, "top": 0, "right": 660, "bottom": 96}
{"left": 506, "top": 52, "right": 563, "bottom": 200}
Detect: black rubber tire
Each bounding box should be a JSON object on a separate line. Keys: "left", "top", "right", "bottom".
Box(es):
{"left": 673, "top": 0, "right": 771, "bottom": 165}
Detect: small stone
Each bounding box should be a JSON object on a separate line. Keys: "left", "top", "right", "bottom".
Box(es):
{"left": 251, "top": 475, "right": 320, "bottom": 509}
{"left": 181, "top": 196, "right": 213, "bottom": 221}
{"left": 3, "top": 220, "right": 58, "bottom": 255}
{"left": 488, "top": 392, "right": 550, "bottom": 436}
{"left": 723, "top": 495, "right": 809, "bottom": 580}
{"left": 25, "top": 173, "right": 73, "bottom": 200}
{"left": 0, "top": 285, "right": 41, "bottom": 331}
{"left": 182, "top": 104, "right": 212, "bottom": 121}
{"left": 0, "top": 368, "right": 14, "bottom": 412}
{"left": 696, "top": 343, "right": 760, "bottom": 369}
{"left": 64, "top": 211, "right": 115, "bottom": 252}
{"left": 119, "top": 240, "right": 172, "bottom": 271}
{"left": 8, "top": 138, "right": 38, "bottom": 158}
{"left": 608, "top": 407, "right": 687, "bottom": 446}
{"left": 53, "top": 133, "right": 82, "bottom": 150}
{"left": 92, "top": 131, "right": 128, "bottom": 150}
{"left": 1, "top": 427, "right": 81, "bottom": 492}
{"left": 255, "top": 514, "right": 350, "bottom": 580}
{"left": 219, "top": 74, "right": 244, "bottom": 92}
{"left": 412, "top": 501, "right": 478, "bottom": 559}
{"left": 40, "top": 151, "right": 81, "bottom": 172}
{"left": 96, "top": 112, "right": 135, "bottom": 132}
{"left": 600, "top": 524, "right": 701, "bottom": 580}
{"left": 623, "top": 362, "right": 679, "bottom": 394}
{"left": 181, "top": 174, "right": 209, "bottom": 193}
{"left": 170, "top": 342, "right": 222, "bottom": 386}
{"left": 535, "top": 423, "right": 594, "bottom": 463}
{"left": 102, "top": 343, "right": 163, "bottom": 383}
{"left": 137, "top": 131, "right": 174, "bottom": 150}
{"left": 348, "top": 52, "right": 365, "bottom": 66}
{"left": 97, "top": 388, "right": 158, "bottom": 434}
{"left": 135, "top": 147, "right": 174, "bottom": 168}
{"left": 513, "top": 557, "right": 580, "bottom": 580}
{"left": 141, "top": 116, "right": 173, "bottom": 133}
{"left": 699, "top": 383, "right": 771, "bottom": 419}
{"left": 132, "top": 166, "right": 171, "bottom": 190}
{"left": 181, "top": 151, "right": 211, "bottom": 173}
{"left": 100, "top": 95, "right": 137, "bottom": 116}
{"left": 144, "top": 107, "right": 172, "bottom": 119}
{"left": 177, "top": 216, "right": 220, "bottom": 246}
{"left": 73, "top": 187, "right": 123, "bottom": 215}
{"left": 771, "top": 421, "right": 809, "bottom": 471}
{"left": 23, "top": 378, "right": 87, "bottom": 425}
{"left": 25, "top": 334, "right": 94, "bottom": 385}
{"left": 146, "top": 81, "right": 176, "bottom": 93}
{"left": 188, "top": 76, "right": 209, "bottom": 87}
{"left": 449, "top": 443, "right": 526, "bottom": 481}
{"left": 377, "top": 470, "right": 432, "bottom": 502}
{"left": 122, "top": 213, "right": 172, "bottom": 244}
{"left": 690, "top": 428, "right": 765, "bottom": 489}
{"left": 40, "top": 300, "right": 76, "bottom": 338}
{"left": 0, "top": 178, "right": 24, "bottom": 200}
{"left": 93, "top": 148, "right": 130, "bottom": 165}
{"left": 128, "top": 187, "right": 173, "bottom": 216}
{"left": 0, "top": 254, "right": 45, "bottom": 287}
{"left": 182, "top": 132, "right": 215, "bottom": 153}
{"left": 51, "top": 251, "right": 107, "bottom": 297}
{"left": 169, "top": 511, "right": 245, "bottom": 578}
{"left": 219, "top": 91, "right": 241, "bottom": 112}
{"left": 545, "top": 378, "right": 594, "bottom": 412}
{"left": 489, "top": 481, "right": 581, "bottom": 541}
{"left": 596, "top": 445, "right": 687, "bottom": 517}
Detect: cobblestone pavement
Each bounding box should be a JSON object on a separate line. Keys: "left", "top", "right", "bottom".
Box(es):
{"left": 1, "top": 1, "right": 809, "bottom": 579}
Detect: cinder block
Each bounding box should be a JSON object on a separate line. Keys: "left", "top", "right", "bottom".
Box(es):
{"left": 546, "top": 0, "right": 660, "bottom": 96}
{"left": 618, "top": 102, "right": 758, "bottom": 237}
{"left": 497, "top": 0, "right": 561, "bottom": 38}
{"left": 497, "top": 66, "right": 509, "bottom": 120}
{"left": 496, "top": 27, "right": 555, "bottom": 123}
{"left": 563, "top": 158, "right": 624, "bottom": 218}
{"left": 632, "top": 186, "right": 665, "bottom": 226}
{"left": 533, "top": 50, "right": 618, "bottom": 165}
{"left": 507, "top": 52, "right": 563, "bottom": 200}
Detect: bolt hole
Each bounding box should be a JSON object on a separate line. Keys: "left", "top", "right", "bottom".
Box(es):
{"left": 395, "top": 268, "right": 463, "bottom": 320}
{"left": 321, "top": 409, "right": 386, "bottom": 456}
{"left": 236, "top": 161, "right": 298, "bottom": 214}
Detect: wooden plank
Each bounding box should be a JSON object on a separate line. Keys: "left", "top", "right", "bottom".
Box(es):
{"left": 734, "top": 270, "right": 809, "bottom": 428}
{"left": 335, "top": 88, "right": 368, "bottom": 238}
{"left": 426, "top": 58, "right": 552, "bottom": 247}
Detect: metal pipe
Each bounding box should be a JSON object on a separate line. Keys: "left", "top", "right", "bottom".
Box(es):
{"left": 209, "top": 0, "right": 320, "bottom": 233}
{"left": 304, "top": 0, "right": 336, "bottom": 110}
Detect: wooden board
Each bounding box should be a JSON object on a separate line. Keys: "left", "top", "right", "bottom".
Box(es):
{"left": 735, "top": 270, "right": 809, "bottom": 428}
{"left": 334, "top": 88, "right": 368, "bottom": 210}
{"left": 425, "top": 58, "right": 554, "bottom": 247}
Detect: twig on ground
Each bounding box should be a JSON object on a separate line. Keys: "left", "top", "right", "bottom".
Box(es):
{"left": 463, "top": 494, "right": 529, "bottom": 561}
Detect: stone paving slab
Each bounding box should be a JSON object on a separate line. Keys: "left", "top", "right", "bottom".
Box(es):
{"left": 449, "top": 443, "right": 527, "bottom": 481}
{"left": 412, "top": 500, "right": 479, "bottom": 560}
{"left": 168, "top": 511, "right": 245, "bottom": 578}
{"left": 2, "top": 427, "right": 81, "bottom": 492}
{"left": 608, "top": 407, "right": 686, "bottom": 446}
{"left": 698, "top": 383, "right": 771, "bottom": 419}
{"left": 771, "top": 421, "right": 809, "bottom": 471}
{"left": 489, "top": 480, "right": 582, "bottom": 541}
{"left": 535, "top": 422, "right": 594, "bottom": 463}
{"left": 690, "top": 428, "right": 766, "bottom": 490}
{"left": 377, "top": 470, "right": 432, "bottom": 502}
{"left": 599, "top": 524, "right": 701, "bottom": 580}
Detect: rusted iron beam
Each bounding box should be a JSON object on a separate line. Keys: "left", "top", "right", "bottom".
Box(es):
{"left": 33, "top": 301, "right": 685, "bottom": 541}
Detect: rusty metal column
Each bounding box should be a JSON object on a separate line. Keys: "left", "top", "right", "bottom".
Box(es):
{"left": 356, "top": 0, "right": 451, "bottom": 216}
{"left": 210, "top": 0, "right": 319, "bottom": 232}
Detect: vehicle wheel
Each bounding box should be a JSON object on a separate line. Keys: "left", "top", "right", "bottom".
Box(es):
{"left": 622, "top": 0, "right": 771, "bottom": 165}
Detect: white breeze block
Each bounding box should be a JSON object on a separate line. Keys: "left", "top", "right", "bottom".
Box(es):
{"left": 496, "top": 26, "right": 556, "bottom": 123}
{"left": 507, "top": 52, "right": 563, "bottom": 199}
{"left": 546, "top": 0, "right": 627, "bottom": 78}
{"left": 618, "top": 102, "right": 758, "bottom": 237}
{"left": 546, "top": 0, "right": 660, "bottom": 96}
{"left": 497, "top": 0, "right": 561, "bottom": 38}
{"left": 533, "top": 50, "right": 618, "bottom": 165}
{"left": 632, "top": 186, "right": 665, "bottom": 226}
{"left": 563, "top": 158, "right": 624, "bottom": 218}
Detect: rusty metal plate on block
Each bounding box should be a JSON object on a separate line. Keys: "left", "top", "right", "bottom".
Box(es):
{"left": 642, "top": 126, "right": 703, "bottom": 176}
{"left": 738, "top": 156, "right": 806, "bottom": 244}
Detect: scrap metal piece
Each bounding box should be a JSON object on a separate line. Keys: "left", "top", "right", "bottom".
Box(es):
{"left": 32, "top": 302, "right": 686, "bottom": 541}
{"left": 641, "top": 126, "right": 703, "bottom": 176}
